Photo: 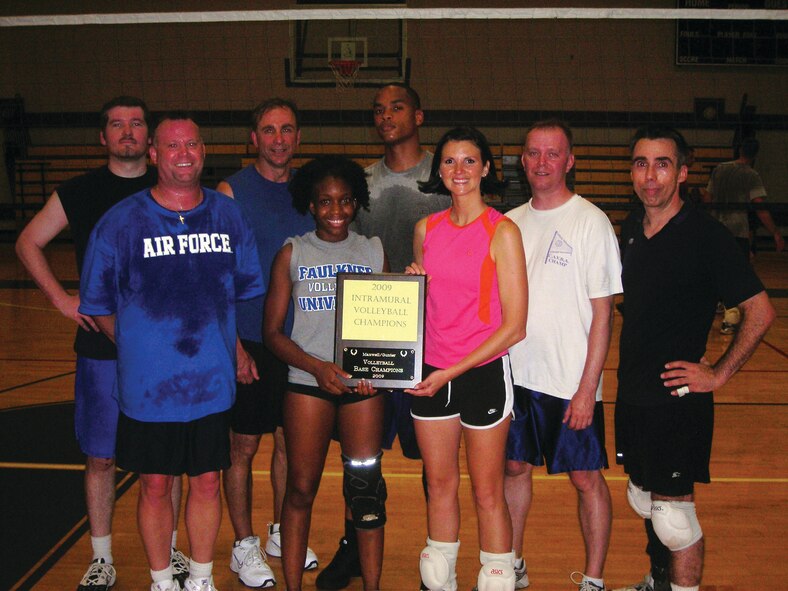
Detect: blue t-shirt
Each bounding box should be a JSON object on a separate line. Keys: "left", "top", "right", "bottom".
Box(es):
{"left": 79, "top": 188, "right": 264, "bottom": 422}
{"left": 227, "top": 165, "right": 313, "bottom": 341}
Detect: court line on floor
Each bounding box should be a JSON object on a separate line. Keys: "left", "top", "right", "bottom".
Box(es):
{"left": 9, "top": 471, "right": 138, "bottom": 591}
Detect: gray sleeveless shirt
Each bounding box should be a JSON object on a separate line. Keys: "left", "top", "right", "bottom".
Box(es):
{"left": 287, "top": 230, "right": 384, "bottom": 387}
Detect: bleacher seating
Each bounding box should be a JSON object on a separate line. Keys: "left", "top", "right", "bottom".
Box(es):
{"left": 12, "top": 142, "right": 730, "bottom": 232}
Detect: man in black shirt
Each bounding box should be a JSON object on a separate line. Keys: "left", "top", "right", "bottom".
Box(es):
{"left": 613, "top": 126, "right": 775, "bottom": 591}
{"left": 16, "top": 96, "right": 187, "bottom": 591}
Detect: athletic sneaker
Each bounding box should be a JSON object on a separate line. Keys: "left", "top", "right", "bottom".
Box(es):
{"left": 611, "top": 568, "right": 670, "bottom": 591}
{"left": 230, "top": 535, "right": 275, "bottom": 588}
{"left": 514, "top": 557, "right": 530, "bottom": 588}
{"left": 77, "top": 558, "right": 117, "bottom": 591}
{"left": 150, "top": 580, "right": 179, "bottom": 591}
{"left": 570, "top": 571, "right": 605, "bottom": 591}
{"left": 264, "top": 522, "right": 319, "bottom": 570}
{"left": 315, "top": 536, "right": 361, "bottom": 590}
{"left": 183, "top": 577, "right": 218, "bottom": 591}
{"left": 171, "top": 548, "right": 189, "bottom": 587}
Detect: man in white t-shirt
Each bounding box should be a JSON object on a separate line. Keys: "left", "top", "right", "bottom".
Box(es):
{"left": 504, "top": 120, "right": 622, "bottom": 591}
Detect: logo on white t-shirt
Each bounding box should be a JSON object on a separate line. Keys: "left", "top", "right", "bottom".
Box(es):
{"left": 545, "top": 231, "right": 573, "bottom": 268}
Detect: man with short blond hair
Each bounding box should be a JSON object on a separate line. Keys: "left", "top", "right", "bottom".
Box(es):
{"left": 80, "top": 114, "right": 264, "bottom": 591}
{"left": 504, "top": 120, "right": 621, "bottom": 591}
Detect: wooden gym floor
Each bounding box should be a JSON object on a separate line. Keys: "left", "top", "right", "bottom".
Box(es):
{"left": 1, "top": 242, "right": 785, "bottom": 591}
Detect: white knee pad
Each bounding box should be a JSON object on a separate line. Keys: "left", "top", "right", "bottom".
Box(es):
{"left": 650, "top": 500, "right": 703, "bottom": 551}
{"left": 627, "top": 479, "right": 652, "bottom": 519}
{"left": 420, "top": 538, "right": 459, "bottom": 591}
{"left": 477, "top": 551, "right": 516, "bottom": 591}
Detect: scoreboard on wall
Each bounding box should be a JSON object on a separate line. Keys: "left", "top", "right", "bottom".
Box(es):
{"left": 676, "top": 0, "right": 788, "bottom": 66}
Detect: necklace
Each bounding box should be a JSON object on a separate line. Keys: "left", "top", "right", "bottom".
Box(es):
{"left": 152, "top": 187, "right": 201, "bottom": 224}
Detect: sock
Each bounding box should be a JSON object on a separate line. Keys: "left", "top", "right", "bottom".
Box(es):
{"left": 584, "top": 575, "right": 605, "bottom": 588}
{"left": 91, "top": 534, "right": 113, "bottom": 563}
{"left": 151, "top": 565, "right": 173, "bottom": 584}
{"left": 670, "top": 585, "right": 699, "bottom": 591}
{"left": 270, "top": 522, "right": 281, "bottom": 535}
{"left": 189, "top": 558, "right": 213, "bottom": 581}
{"left": 513, "top": 555, "right": 526, "bottom": 570}
{"left": 171, "top": 530, "right": 178, "bottom": 549}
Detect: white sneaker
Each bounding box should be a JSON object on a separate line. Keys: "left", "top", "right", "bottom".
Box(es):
{"left": 78, "top": 558, "right": 117, "bottom": 590}
{"left": 514, "top": 557, "right": 530, "bottom": 588}
{"left": 150, "top": 579, "right": 179, "bottom": 591}
{"left": 183, "top": 577, "right": 218, "bottom": 591}
{"left": 170, "top": 548, "right": 189, "bottom": 587}
{"left": 264, "top": 522, "right": 319, "bottom": 570}
{"left": 230, "top": 535, "right": 275, "bottom": 588}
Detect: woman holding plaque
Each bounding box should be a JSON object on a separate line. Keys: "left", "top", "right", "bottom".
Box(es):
{"left": 406, "top": 127, "right": 528, "bottom": 591}
{"left": 263, "top": 155, "right": 389, "bottom": 591}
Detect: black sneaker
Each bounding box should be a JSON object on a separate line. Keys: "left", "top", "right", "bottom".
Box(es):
{"left": 315, "top": 537, "right": 361, "bottom": 590}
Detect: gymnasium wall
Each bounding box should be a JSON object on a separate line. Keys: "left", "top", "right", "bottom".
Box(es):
{"left": 1, "top": 1, "right": 786, "bottom": 198}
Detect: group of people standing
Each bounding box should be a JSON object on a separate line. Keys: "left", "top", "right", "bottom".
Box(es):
{"left": 15, "top": 83, "right": 777, "bottom": 591}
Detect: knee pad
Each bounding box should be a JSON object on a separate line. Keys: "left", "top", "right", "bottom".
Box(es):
{"left": 342, "top": 452, "right": 387, "bottom": 529}
{"left": 650, "top": 500, "right": 703, "bottom": 551}
{"left": 477, "top": 551, "right": 516, "bottom": 591}
{"left": 420, "top": 538, "right": 459, "bottom": 591}
{"left": 627, "top": 479, "right": 652, "bottom": 519}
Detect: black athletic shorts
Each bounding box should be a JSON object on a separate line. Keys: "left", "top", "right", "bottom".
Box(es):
{"left": 116, "top": 410, "right": 231, "bottom": 477}
{"left": 615, "top": 394, "right": 713, "bottom": 497}
{"left": 411, "top": 356, "right": 514, "bottom": 429}
{"left": 230, "top": 340, "right": 287, "bottom": 435}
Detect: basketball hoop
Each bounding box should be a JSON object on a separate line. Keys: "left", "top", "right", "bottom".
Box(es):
{"left": 329, "top": 59, "right": 361, "bottom": 91}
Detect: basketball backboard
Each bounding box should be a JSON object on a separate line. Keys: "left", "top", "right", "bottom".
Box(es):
{"left": 286, "top": 16, "right": 409, "bottom": 88}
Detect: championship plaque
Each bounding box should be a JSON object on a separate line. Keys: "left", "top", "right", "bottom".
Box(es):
{"left": 334, "top": 273, "right": 425, "bottom": 389}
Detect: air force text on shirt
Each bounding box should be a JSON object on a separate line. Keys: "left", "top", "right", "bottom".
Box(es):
{"left": 297, "top": 263, "right": 373, "bottom": 312}
{"left": 143, "top": 233, "right": 234, "bottom": 258}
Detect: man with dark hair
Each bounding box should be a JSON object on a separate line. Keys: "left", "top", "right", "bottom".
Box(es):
{"left": 614, "top": 125, "right": 775, "bottom": 591}
{"left": 216, "top": 98, "right": 317, "bottom": 588}
{"left": 316, "top": 83, "right": 450, "bottom": 590}
{"left": 80, "top": 115, "right": 264, "bottom": 591}
{"left": 504, "top": 120, "right": 621, "bottom": 591}
{"left": 16, "top": 96, "right": 188, "bottom": 591}
{"left": 704, "top": 137, "right": 784, "bottom": 334}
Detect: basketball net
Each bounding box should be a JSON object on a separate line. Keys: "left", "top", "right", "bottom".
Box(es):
{"left": 329, "top": 59, "right": 361, "bottom": 91}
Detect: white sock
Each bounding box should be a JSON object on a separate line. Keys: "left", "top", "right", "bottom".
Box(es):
{"left": 91, "top": 534, "right": 113, "bottom": 563}
{"left": 670, "top": 585, "right": 699, "bottom": 591}
{"left": 151, "top": 565, "right": 173, "bottom": 584}
{"left": 189, "top": 559, "right": 213, "bottom": 581}
{"left": 171, "top": 530, "right": 178, "bottom": 549}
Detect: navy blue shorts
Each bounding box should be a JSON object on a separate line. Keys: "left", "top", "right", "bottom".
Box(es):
{"left": 230, "top": 340, "right": 286, "bottom": 435}
{"left": 411, "top": 356, "right": 514, "bottom": 429}
{"left": 74, "top": 356, "right": 119, "bottom": 459}
{"left": 382, "top": 390, "right": 421, "bottom": 460}
{"left": 506, "top": 387, "right": 608, "bottom": 474}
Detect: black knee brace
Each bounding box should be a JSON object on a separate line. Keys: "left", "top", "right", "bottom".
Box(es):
{"left": 342, "top": 452, "right": 387, "bottom": 530}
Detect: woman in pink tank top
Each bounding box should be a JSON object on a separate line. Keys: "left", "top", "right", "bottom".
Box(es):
{"left": 405, "top": 127, "right": 529, "bottom": 589}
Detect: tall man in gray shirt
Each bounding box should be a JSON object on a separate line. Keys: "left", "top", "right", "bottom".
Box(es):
{"left": 316, "top": 83, "right": 450, "bottom": 590}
